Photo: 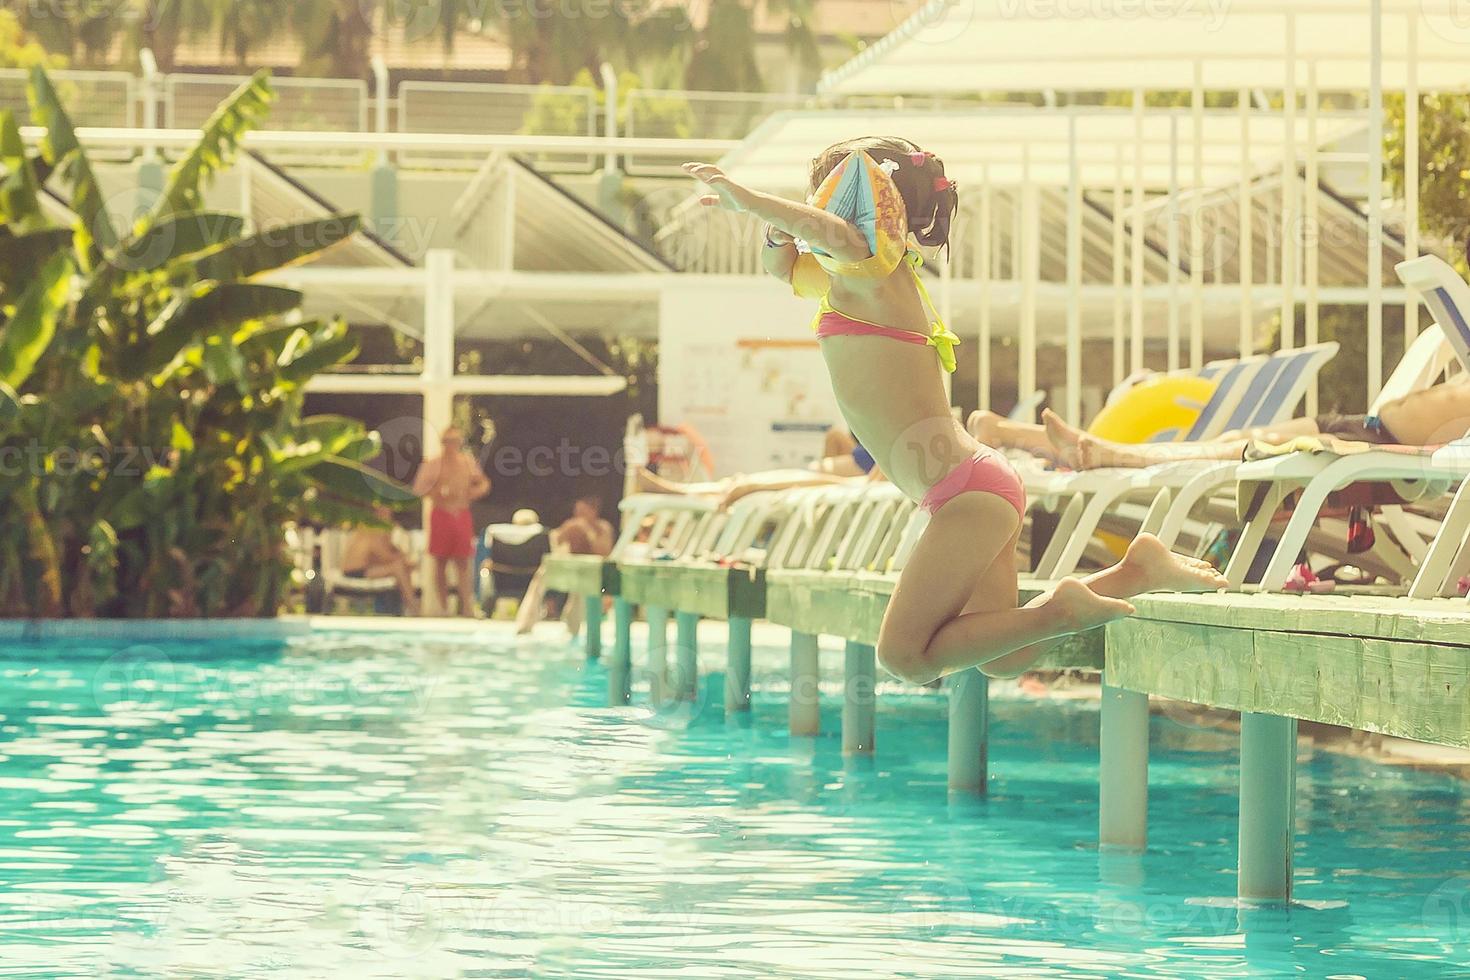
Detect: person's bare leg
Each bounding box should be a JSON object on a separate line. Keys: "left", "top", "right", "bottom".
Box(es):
{"left": 432, "top": 558, "right": 450, "bottom": 616}
{"left": 561, "top": 590, "right": 585, "bottom": 640}
{"left": 981, "top": 533, "right": 1228, "bottom": 677}
{"left": 1376, "top": 380, "right": 1470, "bottom": 446}
{"left": 516, "top": 566, "right": 549, "bottom": 634}
{"left": 876, "top": 494, "right": 1137, "bottom": 685}
{"left": 634, "top": 466, "right": 730, "bottom": 497}
{"left": 968, "top": 410, "right": 1058, "bottom": 459}
{"left": 456, "top": 556, "right": 477, "bottom": 618}
{"left": 823, "top": 425, "right": 857, "bottom": 459}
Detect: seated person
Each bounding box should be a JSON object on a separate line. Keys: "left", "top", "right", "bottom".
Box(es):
{"left": 969, "top": 375, "right": 1470, "bottom": 470}
{"left": 515, "top": 495, "right": 616, "bottom": 637}
{"left": 340, "top": 505, "right": 421, "bottom": 616}
{"left": 483, "top": 509, "right": 551, "bottom": 603}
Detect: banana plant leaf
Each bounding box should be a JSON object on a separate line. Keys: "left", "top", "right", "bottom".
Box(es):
{"left": 304, "top": 456, "right": 409, "bottom": 502}
{"left": 27, "top": 67, "right": 118, "bottom": 263}
{"left": 134, "top": 282, "right": 303, "bottom": 378}
{"left": 0, "top": 111, "right": 44, "bottom": 232}
{"left": 147, "top": 71, "right": 273, "bottom": 227}
{"left": 108, "top": 212, "right": 246, "bottom": 278}
{"left": 195, "top": 214, "right": 362, "bottom": 282}
{"left": 0, "top": 227, "right": 73, "bottom": 307}
{"left": 278, "top": 334, "right": 359, "bottom": 386}
{"left": 0, "top": 252, "right": 73, "bottom": 389}
{"left": 0, "top": 380, "right": 19, "bottom": 428}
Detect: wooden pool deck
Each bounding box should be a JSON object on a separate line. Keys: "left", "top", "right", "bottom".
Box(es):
{"left": 1105, "top": 590, "right": 1470, "bottom": 902}
{"left": 561, "top": 551, "right": 1470, "bottom": 904}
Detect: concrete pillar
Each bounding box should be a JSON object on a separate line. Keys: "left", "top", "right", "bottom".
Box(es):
{"left": 370, "top": 161, "right": 400, "bottom": 245}
{"left": 1099, "top": 683, "right": 1149, "bottom": 851}
{"left": 674, "top": 611, "right": 699, "bottom": 702}
{"left": 646, "top": 605, "right": 669, "bottom": 703}
{"left": 609, "top": 597, "right": 633, "bottom": 705}
{"left": 583, "top": 596, "right": 603, "bottom": 660}
{"left": 947, "top": 669, "right": 988, "bottom": 794}
{"left": 1238, "top": 712, "right": 1297, "bottom": 902}
{"left": 842, "top": 641, "right": 876, "bottom": 755}
{"left": 789, "top": 632, "right": 820, "bottom": 737}
{"left": 726, "top": 616, "right": 752, "bottom": 713}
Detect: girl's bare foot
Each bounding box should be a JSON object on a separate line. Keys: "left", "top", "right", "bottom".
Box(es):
{"left": 1041, "top": 409, "right": 1085, "bottom": 468}
{"left": 1118, "top": 533, "right": 1229, "bottom": 593}
{"left": 1046, "top": 577, "right": 1137, "bottom": 632}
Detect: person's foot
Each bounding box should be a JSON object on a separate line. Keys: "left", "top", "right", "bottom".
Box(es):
{"left": 967, "top": 409, "right": 1003, "bottom": 447}
{"left": 1046, "top": 577, "right": 1137, "bottom": 632}
{"left": 1117, "top": 533, "right": 1229, "bottom": 593}
{"left": 635, "top": 466, "right": 667, "bottom": 494}
{"left": 1074, "top": 433, "right": 1169, "bottom": 470}
{"left": 1041, "top": 409, "right": 1085, "bottom": 468}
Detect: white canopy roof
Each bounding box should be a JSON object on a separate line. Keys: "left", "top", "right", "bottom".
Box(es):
{"left": 820, "top": 1, "right": 1470, "bottom": 95}
{"left": 720, "top": 107, "right": 1363, "bottom": 189}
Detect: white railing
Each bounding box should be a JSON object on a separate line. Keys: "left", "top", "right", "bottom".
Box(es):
{"left": 165, "top": 73, "right": 368, "bottom": 131}
{"left": 625, "top": 88, "right": 823, "bottom": 175}
{"left": 398, "top": 80, "right": 598, "bottom": 172}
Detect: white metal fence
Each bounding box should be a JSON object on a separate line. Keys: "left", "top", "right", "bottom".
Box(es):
{"left": 625, "top": 89, "right": 821, "bottom": 175}
{"left": 399, "top": 80, "right": 598, "bottom": 172}
{"left": 0, "top": 68, "right": 136, "bottom": 128}
{"left": 165, "top": 73, "right": 368, "bottom": 132}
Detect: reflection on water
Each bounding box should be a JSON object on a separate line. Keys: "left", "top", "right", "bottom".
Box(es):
{"left": 0, "top": 627, "right": 1466, "bottom": 978}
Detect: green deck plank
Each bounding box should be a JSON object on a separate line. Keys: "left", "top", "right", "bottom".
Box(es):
{"left": 617, "top": 560, "right": 765, "bottom": 621}
{"left": 543, "top": 554, "right": 618, "bottom": 596}
{"left": 764, "top": 571, "right": 1103, "bottom": 670}
{"left": 1107, "top": 593, "right": 1470, "bottom": 748}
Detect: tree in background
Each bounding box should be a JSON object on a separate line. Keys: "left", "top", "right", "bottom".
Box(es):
{"left": 1386, "top": 93, "right": 1470, "bottom": 274}
{"left": 0, "top": 68, "right": 403, "bottom": 618}
{"left": 0, "top": 10, "right": 66, "bottom": 70}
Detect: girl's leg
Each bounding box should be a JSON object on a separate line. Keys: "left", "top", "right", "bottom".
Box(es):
{"left": 876, "top": 493, "right": 1135, "bottom": 685}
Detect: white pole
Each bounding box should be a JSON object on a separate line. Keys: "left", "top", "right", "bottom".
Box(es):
{"left": 1306, "top": 61, "right": 1321, "bottom": 415}
{"left": 1191, "top": 63, "right": 1205, "bottom": 373}
{"left": 1280, "top": 13, "right": 1297, "bottom": 352}
{"left": 1239, "top": 88, "right": 1254, "bottom": 358}
{"left": 422, "top": 250, "right": 456, "bottom": 616}
{"left": 1367, "top": 0, "right": 1385, "bottom": 402}
{"left": 1112, "top": 145, "right": 1126, "bottom": 387}
{"left": 1167, "top": 112, "right": 1181, "bottom": 372}
{"left": 1130, "top": 88, "right": 1146, "bottom": 374}
{"left": 1403, "top": 13, "right": 1420, "bottom": 347}
{"left": 979, "top": 168, "right": 993, "bottom": 411}
{"left": 1067, "top": 114, "right": 1083, "bottom": 422}
{"left": 1020, "top": 149, "right": 1039, "bottom": 407}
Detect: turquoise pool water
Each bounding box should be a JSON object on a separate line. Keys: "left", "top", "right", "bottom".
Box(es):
{"left": 1, "top": 627, "right": 1468, "bottom": 978}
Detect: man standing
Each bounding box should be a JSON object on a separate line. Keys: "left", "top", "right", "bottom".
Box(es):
{"left": 413, "top": 426, "right": 490, "bottom": 617}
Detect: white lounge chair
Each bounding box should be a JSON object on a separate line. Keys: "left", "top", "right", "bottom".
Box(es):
{"left": 1222, "top": 254, "right": 1470, "bottom": 592}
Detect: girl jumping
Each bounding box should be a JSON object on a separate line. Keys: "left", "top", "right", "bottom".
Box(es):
{"left": 682, "top": 137, "right": 1227, "bottom": 685}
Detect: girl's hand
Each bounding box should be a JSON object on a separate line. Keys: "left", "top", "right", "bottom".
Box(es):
{"left": 683, "top": 162, "right": 753, "bottom": 213}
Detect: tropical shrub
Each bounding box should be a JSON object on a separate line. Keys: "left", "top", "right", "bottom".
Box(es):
{"left": 0, "top": 67, "right": 403, "bottom": 619}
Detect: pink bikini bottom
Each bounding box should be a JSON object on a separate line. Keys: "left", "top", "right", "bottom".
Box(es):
{"left": 920, "top": 448, "right": 1027, "bottom": 518}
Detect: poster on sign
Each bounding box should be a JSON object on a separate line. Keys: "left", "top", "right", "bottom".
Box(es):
{"left": 659, "top": 279, "right": 842, "bottom": 477}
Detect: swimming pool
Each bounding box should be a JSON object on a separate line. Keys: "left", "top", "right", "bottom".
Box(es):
{"left": 1, "top": 625, "right": 1467, "bottom": 977}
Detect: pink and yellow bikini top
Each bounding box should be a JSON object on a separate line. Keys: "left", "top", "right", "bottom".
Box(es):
{"left": 787, "top": 149, "right": 960, "bottom": 373}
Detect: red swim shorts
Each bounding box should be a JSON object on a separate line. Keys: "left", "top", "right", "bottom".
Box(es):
{"left": 428, "top": 507, "right": 475, "bottom": 560}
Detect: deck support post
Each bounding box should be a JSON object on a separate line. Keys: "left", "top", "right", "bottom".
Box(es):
{"left": 790, "top": 632, "right": 820, "bottom": 736}
{"left": 726, "top": 616, "right": 753, "bottom": 713}
{"left": 1099, "top": 684, "right": 1149, "bottom": 850}
{"left": 609, "top": 598, "right": 633, "bottom": 706}
{"left": 674, "top": 611, "right": 699, "bottom": 703}
{"left": 842, "top": 641, "right": 876, "bottom": 755}
{"left": 947, "top": 669, "right": 989, "bottom": 794}
{"left": 645, "top": 605, "right": 669, "bottom": 703}
{"left": 1238, "top": 712, "right": 1297, "bottom": 902}
{"left": 583, "top": 595, "right": 603, "bottom": 660}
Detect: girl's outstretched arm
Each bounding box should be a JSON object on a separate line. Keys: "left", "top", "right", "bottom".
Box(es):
{"left": 683, "top": 162, "right": 871, "bottom": 263}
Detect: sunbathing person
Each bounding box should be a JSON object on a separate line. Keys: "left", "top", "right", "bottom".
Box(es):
{"left": 341, "top": 505, "right": 421, "bottom": 616}
{"left": 969, "top": 375, "right": 1470, "bottom": 470}
{"left": 634, "top": 427, "right": 885, "bottom": 507}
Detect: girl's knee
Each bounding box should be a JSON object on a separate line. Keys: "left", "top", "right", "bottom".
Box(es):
{"left": 876, "top": 639, "right": 938, "bottom": 686}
